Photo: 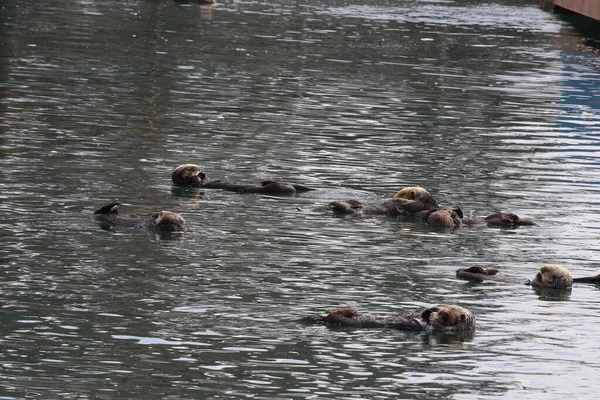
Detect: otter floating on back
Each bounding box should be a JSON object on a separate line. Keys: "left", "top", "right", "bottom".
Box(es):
{"left": 456, "top": 265, "right": 600, "bottom": 289}
{"left": 93, "top": 202, "right": 186, "bottom": 232}
{"left": 171, "top": 163, "right": 314, "bottom": 196}
{"left": 462, "top": 212, "right": 536, "bottom": 227}
{"left": 328, "top": 186, "right": 439, "bottom": 217}
{"left": 299, "top": 304, "right": 476, "bottom": 334}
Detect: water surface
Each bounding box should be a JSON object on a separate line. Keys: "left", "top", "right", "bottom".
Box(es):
{"left": 1, "top": 0, "right": 600, "bottom": 398}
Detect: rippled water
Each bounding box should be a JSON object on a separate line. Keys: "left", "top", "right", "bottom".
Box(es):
{"left": 1, "top": 0, "right": 600, "bottom": 398}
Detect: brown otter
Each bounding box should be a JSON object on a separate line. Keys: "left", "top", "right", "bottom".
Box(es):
{"left": 93, "top": 202, "right": 186, "bottom": 232}
{"left": 329, "top": 186, "right": 439, "bottom": 217}
{"left": 171, "top": 164, "right": 207, "bottom": 186}
{"left": 299, "top": 305, "right": 475, "bottom": 334}
{"left": 415, "top": 207, "right": 464, "bottom": 229}
{"left": 456, "top": 265, "right": 600, "bottom": 288}
{"left": 171, "top": 164, "right": 313, "bottom": 196}
{"left": 462, "top": 212, "right": 535, "bottom": 227}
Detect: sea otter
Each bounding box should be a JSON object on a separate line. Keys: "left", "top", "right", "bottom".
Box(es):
{"left": 328, "top": 186, "right": 439, "bottom": 217}
{"left": 456, "top": 265, "right": 600, "bottom": 288}
{"left": 93, "top": 202, "right": 186, "bottom": 232}
{"left": 300, "top": 304, "right": 475, "bottom": 334}
{"left": 461, "top": 211, "right": 535, "bottom": 227}
{"left": 171, "top": 163, "right": 313, "bottom": 196}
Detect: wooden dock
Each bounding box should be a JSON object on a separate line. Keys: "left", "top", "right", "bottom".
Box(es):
{"left": 541, "top": 0, "right": 600, "bottom": 21}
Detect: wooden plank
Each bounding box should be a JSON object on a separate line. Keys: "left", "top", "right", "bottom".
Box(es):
{"left": 548, "top": 0, "right": 600, "bottom": 21}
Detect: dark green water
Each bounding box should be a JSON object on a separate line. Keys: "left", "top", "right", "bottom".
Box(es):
{"left": 1, "top": 0, "right": 600, "bottom": 398}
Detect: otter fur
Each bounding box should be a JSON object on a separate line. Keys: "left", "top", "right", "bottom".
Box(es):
{"left": 171, "top": 164, "right": 207, "bottom": 187}
{"left": 300, "top": 305, "right": 475, "bottom": 334}
{"left": 416, "top": 207, "right": 464, "bottom": 228}
{"left": 171, "top": 164, "right": 313, "bottom": 196}
{"left": 456, "top": 265, "right": 600, "bottom": 289}
{"left": 93, "top": 203, "right": 186, "bottom": 232}
{"left": 329, "top": 186, "right": 439, "bottom": 217}
{"left": 462, "top": 212, "right": 535, "bottom": 227}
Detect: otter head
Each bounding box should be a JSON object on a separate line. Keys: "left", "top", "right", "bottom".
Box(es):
{"left": 421, "top": 305, "right": 476, "bottom": 333}
{"left": 424, "top": 209, "right": 463, "bottom": 228}
{"left": 393, "top": 186, "right": 439, "bottom": 212}
{"left": 149, "top": 211, "right": 187, "bottom": 232}
{"left": 529, "top": 265, "right": 573, "bottom": 289}
{"left": 172, "top": 164, "right": 207, "bottom": 186}
{"left": 393, "top": 186, "right": 429, "bottom": 200}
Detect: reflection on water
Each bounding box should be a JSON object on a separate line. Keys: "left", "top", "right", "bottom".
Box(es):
{"left": 1, "top": 0, "right": 600, "bottom": 398}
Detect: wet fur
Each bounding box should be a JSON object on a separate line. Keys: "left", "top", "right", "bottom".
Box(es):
{"left": 300, "top": 305, "right": 475, "bottom": 333}
{"left": 456, "top": 265, "right": 599, "bottom": 289}
{"left": 416, "top": 207, "right": 464, "bottom": 228}
{"left": 93, "top": 203, "right": 186, "bottom": 232}
{"left": 329, "top": 186, "right": 439, "bottom": 217}
{"left": 171, "top": 164, "right": 313, "bottom": 196}
{"left": 462, "top": 212, "right": 535, "bottom": 227}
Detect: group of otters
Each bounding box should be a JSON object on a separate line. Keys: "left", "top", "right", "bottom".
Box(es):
{"left": 93, "top": 164, "right": 600, "bottom": 337}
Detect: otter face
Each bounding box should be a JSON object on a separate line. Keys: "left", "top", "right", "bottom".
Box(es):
{"left": 393, "top": 186, "right": 429, "bottom": 200}
{"left": 172, "top": 164, "right": 206, "bottom": 186}
{"left": 427, "top": 209, "right": 462, "bottom": 228}
{"left": 150, "top": 211, "right": 186, "bottom": 232}
{"left": 421, "top": 305, "right": 476, "bottom": 333}
{"left": 530, "top": 265, "right": 573, "bottom": 289}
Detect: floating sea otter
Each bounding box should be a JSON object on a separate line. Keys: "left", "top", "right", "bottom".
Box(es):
{"left": 413, "top": 208, "right": 535, "bottom": 229}
{"left": 456, "top": 265, "right": 600, "bottom": 289}
{"left": 171, "top": 164, "right": 313, "bottom": 196}
{"left": 328, "top": 186, "right": 439, "bottom": 217}
{"left": 93, "top": 202, "right": 186, "bottom": 232}
{"left": 461, "top": 212, "right": 536, "bottom": 227}
{"left": 300, "top": 304, "right": 476, "bottom": 334}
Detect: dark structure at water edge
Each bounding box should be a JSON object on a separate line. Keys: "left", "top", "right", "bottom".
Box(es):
{"left": 540, "top": 0, "right": 600, "bottom": 21}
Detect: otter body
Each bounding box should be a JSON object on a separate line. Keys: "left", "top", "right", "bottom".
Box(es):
{"left": 93, "top": 203, "right": 186, "bottom": 232}
{"left": 462, "top": 212, "right": 535, "bottom": 227}
{"left": 456, "top": 265, "right": 600, "bottom": 289}
{"left": 171, "top": 164, "right": 313, "bottom": 196}
{"left": 329, "top": 186, "right": 439, "bottom": 217}
{"left": 456, "top": 266, "right": 522, "bottom": 284}
{"left": 300, "top": 305, "right": 475, "bottom": 334}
